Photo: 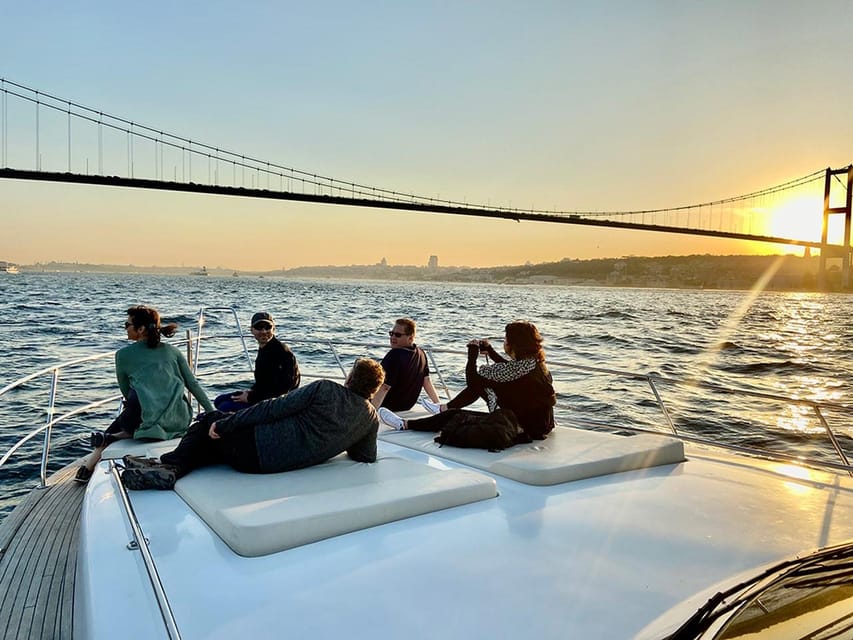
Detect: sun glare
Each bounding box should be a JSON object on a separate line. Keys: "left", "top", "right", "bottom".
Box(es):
{"left": 770, "top": 463, "right": 818, "bottom": 496}
{"left": 766, "top": 195, "right": 823, "bottom": 245}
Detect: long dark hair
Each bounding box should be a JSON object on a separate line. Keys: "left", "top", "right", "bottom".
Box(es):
{"left": 126, "top": 305, "right": 178, "bottom": 349}
{"left": 505, "top": 321, "right": 545, "bottom": 362}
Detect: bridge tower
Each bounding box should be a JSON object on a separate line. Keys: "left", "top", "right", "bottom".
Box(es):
{"left": 818, "top": 165, "right": 853, "bottom": 289}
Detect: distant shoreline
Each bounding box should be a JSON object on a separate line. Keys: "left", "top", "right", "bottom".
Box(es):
{"left": 3, "top": 253, "right": 849, "bottom": 293}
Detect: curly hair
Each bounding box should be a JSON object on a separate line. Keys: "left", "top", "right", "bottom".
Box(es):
{"left": 505, "top": 321, "right": 545, "bottom": 361}
{"left": 347, "top": 358, "right": 386, "bottom": 399}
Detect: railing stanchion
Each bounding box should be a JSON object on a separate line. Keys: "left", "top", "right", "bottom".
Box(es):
{"left": 228, "top": 309, "right": 253, "bottom": 371}
{"left": 327, "top": 342, "right": 347, "bottom": 379}
{"left": 38, "top": 368, "right": 60, "bottom": 488}
{"left": 647, "top": 377, "right": 677, "bottom": 435}
{"left": 185, "top": 329, "right": 193, "bottom": 370}
{"left": 185, "top": 329, "right": 195, "bottom": 410}
{"left": 193, "top": 308, "right": 205, "bottom": 374}
{"left": 424, "top": 346, "right": 451, "bottom": 401}
{"left": 813, "top": 406, "right": 852, "bottom": 476}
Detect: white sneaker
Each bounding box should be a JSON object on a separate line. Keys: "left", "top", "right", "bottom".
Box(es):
{"left": 420, "top": 399, "right": 442, "bottom": 415}
{"left": 378, "top": 407, "right": 405, "bottom": 430}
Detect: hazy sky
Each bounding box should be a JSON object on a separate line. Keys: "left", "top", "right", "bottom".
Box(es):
{"left": 1, "top": 1, "right": 851, "bottom": 269}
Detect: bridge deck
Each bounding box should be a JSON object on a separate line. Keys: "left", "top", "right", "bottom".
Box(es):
{"left": 0, "top": 462, "right": 83, "bottom": 640}
{"left": 0, "top": 167, "right": 833, "bottom": 251}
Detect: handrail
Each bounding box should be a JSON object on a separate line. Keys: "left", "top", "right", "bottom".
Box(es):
{"left": 0, "top": 394, "right": 122, "bottom": 469}
{"left": 1, "top": 334, "right": 851, "bottom": 479}
{"left": 193, "top": 306, "right": 253, "bottom": 374}
{"left": 546, "top": 359, "right": 853, "bottom": 414}
{"left": 109, "top": 461, "right": 183, "bottom": 640}
{"left": 0, "top": 349, "right": 119, "bottom": 399}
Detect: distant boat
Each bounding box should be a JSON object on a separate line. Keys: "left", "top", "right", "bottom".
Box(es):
{"left": 232, "top": 271, "right": 239, "bottom": 277}
{"left": 190, "top": 266, "right": 209, "bottom": 276}
{"left": 4, "top": 265, "right": 19, "bottom": 274}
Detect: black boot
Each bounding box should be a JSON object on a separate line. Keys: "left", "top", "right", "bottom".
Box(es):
{"left": 89, "top": 431, "right": 119, "bottom": 449}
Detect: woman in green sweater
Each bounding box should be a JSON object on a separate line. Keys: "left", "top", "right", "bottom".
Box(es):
{"left": 75, "top": 305, "right": 214, "bottom": 483}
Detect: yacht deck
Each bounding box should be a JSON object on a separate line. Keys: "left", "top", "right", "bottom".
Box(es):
{"left": 0, "top": 462, "right": 82, "bottom": 640}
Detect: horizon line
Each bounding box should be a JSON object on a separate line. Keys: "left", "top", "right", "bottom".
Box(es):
{"left": 3, "top": 250, "right": 821, "bottom": 273}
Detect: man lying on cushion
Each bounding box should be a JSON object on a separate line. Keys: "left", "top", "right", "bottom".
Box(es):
{"left": 121, "top": 358, "right": 385, "bottom": 490}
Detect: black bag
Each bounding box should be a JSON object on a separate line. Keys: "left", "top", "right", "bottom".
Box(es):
{"left": 434, "top": 409, "right": 524, "bottom": 452}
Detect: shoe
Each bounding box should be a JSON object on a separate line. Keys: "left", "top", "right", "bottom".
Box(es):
{"left": 89, "top": 432, "right": 118, "bottom": 449}
{"left": 121, "top": 454, "right": 161, "bottom": 470}
{"left": 74, "top": 466, "right": 93, "bottom": 484}
{"left": 378, "top": 407, "right": 405, "bottom": 431}
{"left": 420, "top": 399, "right": 442, "bottom": 415}
{"left": 122, "top": 465, "right": 178, "bottom": 491}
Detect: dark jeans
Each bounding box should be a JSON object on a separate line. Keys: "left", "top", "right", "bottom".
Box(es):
{"left": 407, "top": 408, "right": 490, "bottom": 433}
{"left": 446, "top": 383, "right": 487, "bottom": 410}
{"left": 160, "top": 420, "right": 262, "bottom": 479}
{"left": 214, "top": 392, "right": 252, "bottom": 413}
{"left": 408, "top": 382, "right": 490, "bottom": 432}
{"left": 106, "top": 389, "right": 142, "bottom": 436}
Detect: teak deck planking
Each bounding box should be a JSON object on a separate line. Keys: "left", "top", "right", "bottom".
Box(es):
{"left": 0, "top": 463, "right": 84, "bottom": 640}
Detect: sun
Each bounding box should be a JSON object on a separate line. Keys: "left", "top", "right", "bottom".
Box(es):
{"left": 767, "top": 195, "right": 823, "bottom": 244}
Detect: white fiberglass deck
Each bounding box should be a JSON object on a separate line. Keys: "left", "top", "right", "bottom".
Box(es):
{"left": 176, "top": 454, "right": 497, "bottom": 557}
{"left": 379, "top": 424, "right": 686, "bottom": 484}
{"left": 76, "top": 440, "right": 853, "bottom": 640}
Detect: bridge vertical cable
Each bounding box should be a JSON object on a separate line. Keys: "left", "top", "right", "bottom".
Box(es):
{"left": 0, "top": 76, "right": 847, "bottom": 249}
{"left": 67, "top": 102, "right": 72, "bottom": 173}
{"left": 35, "top": 91, "right": 39, "bottom": 171}
{"left": 1, "top": 79, "right": 6, "bottom": 168}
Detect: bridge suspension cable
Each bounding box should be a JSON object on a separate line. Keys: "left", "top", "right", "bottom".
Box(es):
{"left": 0, "top": 77, "right": 846, "bottom": 244}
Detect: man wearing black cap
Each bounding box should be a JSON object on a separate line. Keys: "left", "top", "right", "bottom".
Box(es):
{"left": 214, "top": 311, "right": 301, "bottom": 412}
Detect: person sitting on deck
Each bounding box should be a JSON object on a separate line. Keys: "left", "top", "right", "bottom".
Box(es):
{"left": 378, "top": 321, "right": 556, "bottom": 441}
{"left": 121, "top": 358, "right": 386, "bottom": 490}
{"left": 371, "top": 317, "right": 441, "bottom": 412}
{"left": 213, "top": 311, "right": 301, "bottom": 412}
{"left": 75, "top": 305, "right": 215, "bottom": 483}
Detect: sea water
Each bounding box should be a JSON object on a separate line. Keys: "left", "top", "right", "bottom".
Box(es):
{"left": 1, "top": 272, "right": 852, "bottom": 520}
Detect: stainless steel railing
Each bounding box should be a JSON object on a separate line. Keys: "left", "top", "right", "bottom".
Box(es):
{"left": 193, "top": 306, "right": 253, "bottom": 375}
{"left": 2, "top": 319, "right": 852, "bottom": 482}
{"left": 0, "top": 349, "right": 122, "bottom": 486}
{"left": 548, "top": 359, "right": 853, "bottom": 474}
{"left": 109, "top": 461, "right": 183, "bottom": 640}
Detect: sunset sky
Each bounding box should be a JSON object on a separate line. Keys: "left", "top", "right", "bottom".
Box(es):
{"left": 1, "top": 1, "right": 852, "bottom": 270}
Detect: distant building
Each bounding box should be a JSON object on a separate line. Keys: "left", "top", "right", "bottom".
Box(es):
{"left": 428, "top": 255, "right": 438, "bottom": 270}
{"left": 380, "top": 257, "right": 388, "bottom": 267}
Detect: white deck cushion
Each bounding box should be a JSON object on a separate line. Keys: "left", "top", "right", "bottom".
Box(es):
{"left": 378, "top": 425, "right": 685, "bottom": 485}
{"left": 101, "top": 437, "right": 182, "bottom": 460}
{"left": 174, "top": 454, "right": 497, "bottom": 557}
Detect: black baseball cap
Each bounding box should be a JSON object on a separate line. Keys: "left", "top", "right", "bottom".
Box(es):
{"left": 251, "top": 312, "right": 274, "bottom": 327}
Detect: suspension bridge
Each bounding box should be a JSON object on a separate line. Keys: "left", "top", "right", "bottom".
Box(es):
{"left": 1, "top": 78, "right": 851, "bottom": 287}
